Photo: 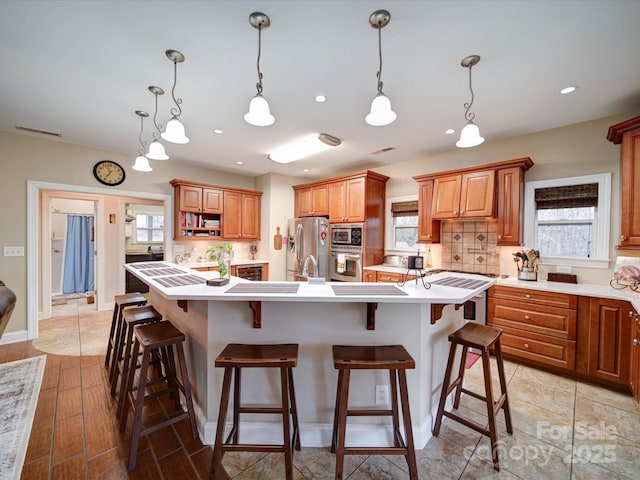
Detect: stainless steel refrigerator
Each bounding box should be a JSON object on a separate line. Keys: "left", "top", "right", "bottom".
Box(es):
{"left": 286, "top": 217, "right": 329, "bottom": 281}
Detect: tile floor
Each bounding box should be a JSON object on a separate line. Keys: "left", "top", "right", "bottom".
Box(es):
{"left": 1, "top": 297, "right": 638, "bottom": 479}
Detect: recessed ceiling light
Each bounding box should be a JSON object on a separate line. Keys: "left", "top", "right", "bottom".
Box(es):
{"left": 236, "top": 161, "right": 243, "bottom": 165}
{"left": 315, "top": 95, "right": 327, "bottom": 103}
{"left": 213, "top": 129, "right": 223, "bottom": 134}
{"left": 560, "top": 86, "right": 577, "bottom": 95}
{"left": 303, "top": 169, "right": 310, "bottom": 172}
{"left": 445, "top": 129, "right": 455, "bottom": 135}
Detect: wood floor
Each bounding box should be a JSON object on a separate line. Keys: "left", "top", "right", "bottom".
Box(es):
{"left": 0, "top": 340, "right": 212, "bottom": 480}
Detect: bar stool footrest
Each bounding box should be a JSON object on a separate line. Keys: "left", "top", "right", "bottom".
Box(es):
{"left": 443, "top": 411, "right": 490, "bottom": 437}
{"left": 346, "top": 408, "right": 394, "bottom": 417}
{"left": 345, "top": 446, "right": 410, "bottom": 455}
{"left": 221, "top": 444, "right": 285, "bottom": 454}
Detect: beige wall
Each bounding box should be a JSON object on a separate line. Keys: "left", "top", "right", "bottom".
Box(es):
{"left": 3, "top": 112, "right": 639, "bottom": 336}
{"left": 0, "top": 132, "right": 258, "bottom": 335}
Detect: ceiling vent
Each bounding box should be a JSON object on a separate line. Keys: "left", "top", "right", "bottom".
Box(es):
{"left": 15, "top": 125, "right": 62, "bottom": 137}
{"left": 370, "top": 146, "right": 396, "bottom": 155}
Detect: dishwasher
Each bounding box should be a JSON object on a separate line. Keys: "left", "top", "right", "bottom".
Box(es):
{"left": 235, "top": 264, "right": 263, "bottom": 281}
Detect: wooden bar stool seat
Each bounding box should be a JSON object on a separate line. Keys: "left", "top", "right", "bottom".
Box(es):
{"left": 120, "top": 320, "right": 198, "bottom": 471}
{"left": 110, "top": 305, "right": 162, "bottom": 419}
{"left": 209, "top": 343, "right": 300, "bottom": 480}
{"left": 433, "top": 322, "right": 513, "bottom": 471}
{"left": 331, "top": 344, "right": 418, "bottom": 480}
{"left": 105, "top": 293, "right": 147, "bottom": 372}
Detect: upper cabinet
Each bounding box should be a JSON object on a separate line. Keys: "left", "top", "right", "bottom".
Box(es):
{"left": 329, "top": 176, "right": 367, "bottom": 223}
{"left": 431, "top": 170, "right": 495, "bottom": 219}
{"left": 607, "top": 115, "right": 640, "bottom": 249}
{"left": 170, "top": 179, "right": 262, "bottom": 241}
{"left": 414, "top": 158, "right": 533, "bottom": 245}
{"left": 294, "top": 184, "right": 329, "bottom": 217}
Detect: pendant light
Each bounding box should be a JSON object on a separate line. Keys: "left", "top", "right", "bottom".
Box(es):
{"left": 146, "top": 86, "right": 169, "bottom": 160}
{"left": 244, "top": 12, "right": 275, "bottom": 127}
{"left": 132, "top": 110, "right": 152, "bottom": 172}
{"left": 365, "top": 10, "right": 396, "bottom": 127}
{"left": 161, "top": 49, "right": 189, "bottom": 144}
{"left": 456, "top": 55, "right": 485, "bottom": 148}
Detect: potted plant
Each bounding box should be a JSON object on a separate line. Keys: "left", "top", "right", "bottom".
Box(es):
{"left": 206, "top": 243, "right": 233, "bottom": 278}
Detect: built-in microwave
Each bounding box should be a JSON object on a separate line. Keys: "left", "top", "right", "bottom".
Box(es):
{"left": 330, "top": 224, "right": 363, "bottom": 247}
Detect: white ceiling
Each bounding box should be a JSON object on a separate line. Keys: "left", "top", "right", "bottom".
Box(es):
{"left": 1, "top": 0, "right": 640, "bottom": 179}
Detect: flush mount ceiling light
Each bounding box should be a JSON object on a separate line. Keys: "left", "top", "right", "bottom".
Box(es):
{"left": 244, "top": 12, "right": 275, "bottom": 127}
{"left": 560, "top": 85, "right": 578, "bottom": 95}
{"left": 161, "top": 49, "right": 189, "bottom": 144}
{"left": 145, "top": 86, "right": 169, "bottom": 160}
{"left": 456, "top": 55, "right": 485, "bottom": 148}
{"left": 268, "top": 133, "right": 342, "bottom": 164}
{"left": 365, "top": 10, "right": 397, "bottom": 127}
{"left": 132, "top": 110, "right": 152, "bottom": 172}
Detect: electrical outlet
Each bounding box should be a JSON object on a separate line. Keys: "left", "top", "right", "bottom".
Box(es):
{"left": 375, "top": 385, "right": 390, "bottom": 405}
{"left": 3, "top": 246, "right": 24, "bottom": 257}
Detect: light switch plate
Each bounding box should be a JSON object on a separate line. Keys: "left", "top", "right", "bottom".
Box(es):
{"left": 4, "top": 246, "right": 25, "bottom": 257}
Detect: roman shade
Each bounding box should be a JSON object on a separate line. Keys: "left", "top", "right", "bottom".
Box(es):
{"left": 534, "top": 183, "right": 598, "bottom": 210}
{"left": 391, "top": 200, "right": 418, "bottom": 217}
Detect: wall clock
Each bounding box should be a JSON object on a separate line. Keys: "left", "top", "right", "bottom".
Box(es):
{"left": 93, "top": 160, "right": 126, "bottom": 186}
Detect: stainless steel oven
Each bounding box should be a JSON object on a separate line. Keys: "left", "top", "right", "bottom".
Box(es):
{"left": 329, "top": 247, "right": 362, "bottom": 282}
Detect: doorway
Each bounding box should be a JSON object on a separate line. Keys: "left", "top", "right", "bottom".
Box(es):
{"left": 50, "top": 198, "right": 97, "bottom": 310}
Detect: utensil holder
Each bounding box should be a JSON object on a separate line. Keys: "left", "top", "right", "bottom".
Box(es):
{"left": 518, "top": 267, "right": 537, "bottom": 281}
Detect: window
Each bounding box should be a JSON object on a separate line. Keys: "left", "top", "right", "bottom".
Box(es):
{"left": 523, "top": 174, "right": 611, "bottom": 268}
{"left": 135, "top": 214, "right": 164, "bottom": 243}
{"left": 386, "top": 197, "right": 419, "bottom": 250}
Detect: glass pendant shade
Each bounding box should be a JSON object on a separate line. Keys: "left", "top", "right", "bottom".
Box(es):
{"left": 132, "top": 155, "right": 153, "bottom": 172}
{"left": 161, "top": 118, "right": 189, "bottom": 144}
{"left": 456, "top": 121, "right": 485, "bottom": 148}
{"left": 244, "top": 93, "right": 275, "bottom": 126}
{"left": 365, "top": 93, "right": 397, "bottom": 126}
{"left": 146, "top": 140, "right": 169, "bottom": 160}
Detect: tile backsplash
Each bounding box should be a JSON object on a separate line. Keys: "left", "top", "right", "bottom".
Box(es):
{"left": 440, "top": 220, "right": 500, "bottom": 275}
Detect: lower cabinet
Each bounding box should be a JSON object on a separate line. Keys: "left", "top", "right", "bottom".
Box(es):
{"left": 488, "top": 286, "right": 577, "bottom": 371}
{"left": 363, "top": 270, "right": 418, "bottom": 283}
{"left": 576, "top": 297, "right": 633, "bottom": 387}
{"left": 489, "top": 285, "right": 636, "bottom": 392}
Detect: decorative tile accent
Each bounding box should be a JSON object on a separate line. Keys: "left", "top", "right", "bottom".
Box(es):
{"left": 453, "top": 234, "right": 461, "bottom": 241}
{"left": 440, "top": 221, "right": 500, "bottom": 272}
{"left": 453, "top": 255, "right": 461, "bottom": 262}
{"left": 477, "top": 256, "right": 485, "bottom": 263}
{"left": 477, "top": 234, "right": 485, "bottom": 242}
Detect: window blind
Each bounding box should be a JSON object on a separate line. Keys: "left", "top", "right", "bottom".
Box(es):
{"left": 391, "top": 201, "right": 418, "bottom": 217}
{"left": 534, "top": 183, "right": 598, "bottom": 210}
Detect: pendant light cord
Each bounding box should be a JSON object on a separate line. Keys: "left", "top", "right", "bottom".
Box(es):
{"left": 464, "top": 65, "right": 476, "bottom": 122}
{"left": 376, "top": 20, "right": 383, "bottom": 93}
{"left": 152, "top": 93, "right": 163, "bottom": 140}
{"left": 255, "top": 25, "right": 264, "bottom": 94}
{"left": 170, "top": 60, "right": 183, "bottom": 119}
{"left": 138, "top": 115, "right": 146, "bottom": 155}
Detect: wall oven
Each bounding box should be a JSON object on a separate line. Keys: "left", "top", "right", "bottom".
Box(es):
{"left": 329, "top": 248, "right": 362, "bottom": 282}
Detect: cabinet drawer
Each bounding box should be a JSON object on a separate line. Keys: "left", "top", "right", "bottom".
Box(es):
{"left": 489, "top": 285, "right": 577, "bottom": 309}
{"left": 376, "top": 271, "right": 417, "bottom": 283}
{"left": 497, "top": 325, "right": 576, "bottom": 371}
{"left": 489, "top": 298, "right": 576, "bottom": 339}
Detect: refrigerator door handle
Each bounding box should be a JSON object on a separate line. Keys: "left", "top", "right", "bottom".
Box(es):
{"left": 296, "top": 223, "right": 303, "bottom": 263}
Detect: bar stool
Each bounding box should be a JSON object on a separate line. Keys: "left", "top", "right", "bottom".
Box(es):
{"left": 331, "top": 345, "right": 418, "bottom": 480}
{"left": 120, "top": 320, "right": 198, "bottom": 471}
{"left": 209, "top": 343, "right": 300, "bottom": 480}
{"left": 110, "top": 305, "right": 162, "bottom": 418}
{"left": 433, "top": 322, "right": 513, "bottom": 471}
{"left": 105, "top": 293, "right": 147, "bottom": 370}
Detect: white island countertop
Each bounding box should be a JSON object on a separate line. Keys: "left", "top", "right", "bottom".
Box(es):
{"left": 124, "top": 261, "right": 494, "bottom": 305}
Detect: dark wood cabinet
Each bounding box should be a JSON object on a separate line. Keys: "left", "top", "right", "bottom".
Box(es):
{"left": 607, "top": 115, "right": 640, "bottom": 249}
{"left": 170, "top": 179, "right": 261, "bottom": 241}
{"left": 417, "top": 180, "right": 440, "bottom": 243}
{"left": 488, "top": 286, "right": 577, "bottom": 371}
{"left": 294, "top": 184, "right": 329, "bottom": 217}
{"left": 576, "top": 297, "right": 633, "bottom": 387}
{"left": 496, "top": 166, "right": 524, "bottom": 246}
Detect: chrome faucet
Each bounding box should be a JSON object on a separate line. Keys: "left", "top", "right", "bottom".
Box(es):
{"left": 302, "top": 254, "right": 318, "bottom": 278}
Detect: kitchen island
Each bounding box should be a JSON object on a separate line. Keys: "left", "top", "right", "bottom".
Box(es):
{"left": 124, "top": 262, "right": 495, "bottom": 448}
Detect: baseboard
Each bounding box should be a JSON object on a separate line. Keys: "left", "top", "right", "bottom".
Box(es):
{"left": 0, "top": 330, "right": 29, "bottom": 345}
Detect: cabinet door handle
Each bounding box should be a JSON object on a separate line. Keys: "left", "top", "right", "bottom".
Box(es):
{"left": 427, "top": 234, "right": 432, "bottom": 239}
{"left": 524, "top": 343, "right": 530, "bottom": 349}
{"left": 620, "top": 235, "right": 628, "bottom": 241}
{"left": 634, "top": 339, "right": 639, "bottom": 347}
{"left": 453, "top": 210, "right": 458, "bottom": 215}
{"left": 498, "top": 234, "right": 502, "bottom": 240}
{"left": 524, "top": 315, "right": 530, "bottom": 320}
